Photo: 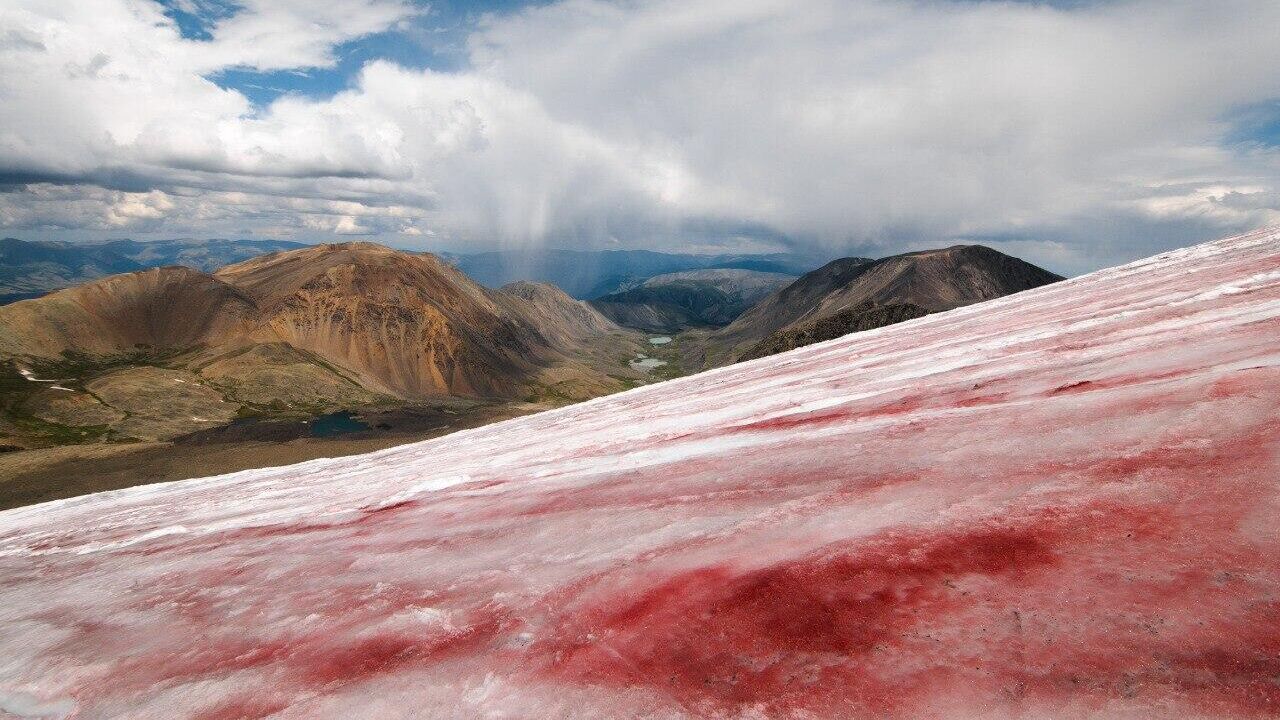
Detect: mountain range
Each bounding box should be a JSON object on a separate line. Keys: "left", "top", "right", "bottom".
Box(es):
{"left": 2, "top": 228, "right": 1275, "bottom": 718}
{"left": 0, "top": 237, "right": 308, "bottom": 303}
{"left": 589, "top": 268, "right": 797, "bottom": 332}
{"left": 443, "top": 248, "right": 821, "bottom": 299}
{"left": 0, "top": 238, "right": 1061, "bottom": 490}
{"left": 0, "top": 243, "right": 632, "bottom": 448}
{"left": 0, "top": 238, "right": 824, "bottom": 307}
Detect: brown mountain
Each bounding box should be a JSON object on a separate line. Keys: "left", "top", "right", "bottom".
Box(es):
{"left": 736, "top": 301, "right": 930, "bottom": 362}
{"left": 711, "top": 245, "right": 1062, "bottom": 363}
{"left": 214, "top": 243, "right": 561, "bottom": 398}
{"left": 0, "top": 266, "right": 255, "bottom": 358}
{"left": 496, "top": 281, "right": 618, "bottom": 346}
{"left": 0, "top": 243, "right": 630, "bottom": 447}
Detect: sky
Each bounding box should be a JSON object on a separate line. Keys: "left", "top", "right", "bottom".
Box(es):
{"left": 1, "top": 0, "right": 1279, "bottom": 275}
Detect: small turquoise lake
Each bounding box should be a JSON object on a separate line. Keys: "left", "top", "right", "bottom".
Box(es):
{"left": 309, "top": 411, "right": 371, "bottom": 437}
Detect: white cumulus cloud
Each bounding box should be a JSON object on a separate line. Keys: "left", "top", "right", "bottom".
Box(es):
{"left": 0, "top": 0, "right": 1278, "bottom": 274}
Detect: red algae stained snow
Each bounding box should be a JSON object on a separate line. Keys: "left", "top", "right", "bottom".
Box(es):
{"left": 2, "top": 228, "right": 1280, "bottom": 718}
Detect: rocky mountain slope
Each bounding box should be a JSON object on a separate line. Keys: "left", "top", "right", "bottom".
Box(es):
{"left": 0, "top": 243, "right": 629, "bottom": 446}
{"left": 0, "top": 266, "right": 255, "bottom": 358}
{"left": 736, "top": 300, "right": 930, "bottom": 361}
{"left": 497, "top": 281, "right": 619, "bottom": 346}
{"left": 213, "top": 243, "right": 560, "bottom": 399}
{"left": 2, "top": 227, "right": 1277, "bottom": 718}
{"left": 589, "top": 268, "right": 796, "bottom": 332}
{"left": 712, "top": 244, "right": 1062, "bottom": 362}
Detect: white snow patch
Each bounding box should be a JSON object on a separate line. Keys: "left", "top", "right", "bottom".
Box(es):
{"left": 409, "top": 606, "right": 454, "bottom": 629}
{"left": 371, "top": 475, "right": 474, "bottom": 510}
{"left": 0, "top": 692, "right": 75, "bottom": 719}
{"left": 16, "top": 368, "right": 62, "bottom": 383}
{"left": 71, "top": 525, "right": 190, "bottom": 556}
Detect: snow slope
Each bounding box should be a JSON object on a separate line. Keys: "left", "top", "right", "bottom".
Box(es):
{"left": 2, "top": 228, "right": 1280, "bottom": 719}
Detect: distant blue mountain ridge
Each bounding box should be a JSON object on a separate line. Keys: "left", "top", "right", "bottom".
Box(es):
{"left": 0, "top": 238, "right": 827, "bottom": 304}
{"left": 441, "top": 248, "right": 825, "bottom": 299}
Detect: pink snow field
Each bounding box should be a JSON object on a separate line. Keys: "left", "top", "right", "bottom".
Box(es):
{"left": 2, "top": 227, "right": 1280, "bottom": 719}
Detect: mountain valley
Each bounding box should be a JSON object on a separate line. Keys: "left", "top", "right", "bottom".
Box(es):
{"left": 589, "top": 268, "right": 797, "bottom": 332}
{"left": 0, "top": 238, "right": 1061, "bottom": 507}
{"left": 0, "top": 243, "right": 666, "bottom": 505}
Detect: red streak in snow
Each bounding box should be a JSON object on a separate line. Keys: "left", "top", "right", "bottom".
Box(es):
{"left": 533, "top": 480, "right": 1280, "bottom": 718}
{"left": 103, "top": 604, "right": 508, "bottom": 699}
{"left": 536, "top": 523, "right": 1059, "bottom": 715}
{"left": 190, "top": 697, "right": 289, "bottom": 720}
{"left": 296, "top": 620, "right": 503, "bottom": 689}
{"left": 1048, "top": 367, "right": 1189, "bottom": 396}
{"left": 728, "top": 395, "right": 925, "bottom": 434}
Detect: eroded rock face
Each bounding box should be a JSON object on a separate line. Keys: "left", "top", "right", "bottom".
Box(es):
{"left": 0, "top": 243, "right": 627, "bottom": 404}
{"left": 1, "top": 228, "right": 1278, "bottom": 718}
{"left": 495, "top": 281, "right": 618, "bottom": 347}
{"left": 216, "top": 244, "right": 556, "bottom": 399}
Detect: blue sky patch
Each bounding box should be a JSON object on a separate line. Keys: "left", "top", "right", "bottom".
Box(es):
{"left": 159, "top": 0, "right": 540, "bottom": 106}
{"left": 1225, "top": 100, "right": 1280, "bottom": 149}
{"left": 210, "top": 28, "right": 452, "bottom": 107}
{"left": 155, "top": 0, "right": 241, "bottom": 41}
